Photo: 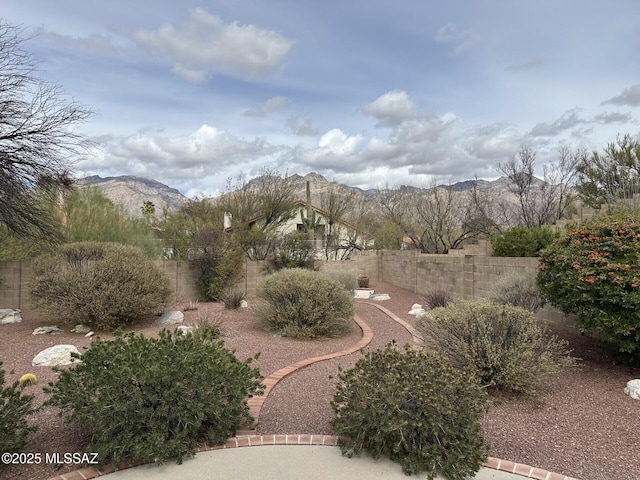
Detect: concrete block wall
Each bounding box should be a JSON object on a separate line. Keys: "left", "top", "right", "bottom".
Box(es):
{"left": 0, "top": 260, "right": 199, "bottom": 309}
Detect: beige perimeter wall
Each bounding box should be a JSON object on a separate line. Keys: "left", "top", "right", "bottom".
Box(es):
{"left": 0, "top": 246, "right": 572, "bottom": 327}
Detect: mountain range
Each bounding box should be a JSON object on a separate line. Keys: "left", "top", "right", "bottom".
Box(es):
{"left": 78, "top": 172, "right": 547, "bottom": 218}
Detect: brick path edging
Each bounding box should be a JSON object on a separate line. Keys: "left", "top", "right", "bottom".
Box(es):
{"left": 46, "top": 304, "right": 580, "bottom": 480}
{"left": 45, "top": 435, "right": 580, "bottom": 480}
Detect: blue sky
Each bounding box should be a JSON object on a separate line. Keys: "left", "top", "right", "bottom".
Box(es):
{"left": 4, "top": 1, "right": 640, "bottom": 197}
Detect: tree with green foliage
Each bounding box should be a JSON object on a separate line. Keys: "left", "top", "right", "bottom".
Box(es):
{"left": 576, "top": 134, "right": 640, "bottom": 208}
{"left": 538, "top": 214, "right": 640, "bottom": 362}
{"left": 62, "top": 188, "right": 161, "bottom": 257}
{"left": 220, "top": 169, "right": 298, "bottom": 260}
{"left": 491, "top": 225, "right": 559, "bottom": 257}
{"left": 0, "top": 21, "right": 91, "bottom": 240}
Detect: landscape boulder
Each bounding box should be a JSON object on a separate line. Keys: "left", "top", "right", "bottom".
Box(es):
{"left": 32, "top": 325, "right": 64, "bottom": 335}
{"left": 32, "top": 345, "right": 80, "bottom": 367}
{"left": 624, "top": 379, "right": 640, "bottom": 399}
{"left": 408, "top": 304, "right": 426, "bottom": 316}
{"left": 0, "top": 308, "right": 22, "bottom": 324}
{"left": 370, "top": 293, "right": 391, "bottom": 301}
{"left": 153, "top": 310, "right": 184, "bottom": 325}
{"left": 176, "top": 325, "right": 195, "bottom": 335}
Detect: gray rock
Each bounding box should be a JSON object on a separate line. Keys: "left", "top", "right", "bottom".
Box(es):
{"left": 0, "top": 308, "right": 22, "bottom": 324}
{"left": 32, "top": 325, "right": 64, "bottom": 335}
{"left": 153, "top": 310, "right": 184, "bottom": 325}
{"left": 71, "top": 324, "right": 92, "bottom": 334}
{"left": 32, "top": 345, "right": 80, "bottom": 366}
{"left": 624, "top": 379, "right": 640, "bottom": 399}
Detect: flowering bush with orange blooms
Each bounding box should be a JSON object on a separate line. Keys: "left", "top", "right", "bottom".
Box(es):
{"left": 538, "top": 214, "right": 640, "bottom": 363}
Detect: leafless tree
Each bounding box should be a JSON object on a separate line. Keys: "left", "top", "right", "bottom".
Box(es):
{"left": 220, "top": 168, "right": 298, "bottom": 259}
{"left": 498, "top": 146, "right": 580, "bottom": 228}
{"left": 0, "top": 22, "right": 92, "bottom": 238}
{"left": 376, "top": 182, "right": 486, "bottom": 253}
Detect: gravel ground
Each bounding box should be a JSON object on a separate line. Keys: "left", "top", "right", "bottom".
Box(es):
{"left": 1, "top": 281, "right": 639, "bottom": 480}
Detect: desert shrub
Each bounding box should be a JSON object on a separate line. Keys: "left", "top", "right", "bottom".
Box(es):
{"left": 220, "top": 287, "right": 245, "bottom": 310}
{"left": 489, "top": 273, "right": 542, "bottom": 312}
{"left": 188, "top": 228, "right": 243, "bottom": 301}
{"left": 255, "top": 268, "right": 354, "bottom": 338}
{"left": 29, "top": 242, "right": 172, "bottom": 330}
{"left": 418, "top": 300, "right": 574, "bottom": 400}
{"left": 325, "top": 271, "right": 357, "bottom": 293}
{"left": 264, "top": 232, "right": 316, "bottom": 273}
{"left": 44, "top": 330, "right": 262, "bottom": 466}
{"left": 491, "top": 226, "right": 558, "bottom": 257}
{"left": 538, "top": 214, "right": 640, "bottom": 362}
{"left": 422, "top": 288, "right": 454, "bottom": 309}
{"left": 0, "top": 362, "right": 37, "bottom": 455}
{"left": 331, "top": 342, "right": 487, "bottom": 480}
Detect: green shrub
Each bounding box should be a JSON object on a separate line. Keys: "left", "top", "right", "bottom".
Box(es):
{"left": 29, "top": 242, "right": 172, "bottom": 330}
{"left": 489, "top": 273, "right": 542, "bottom": 312}
{"left": 418, "top": 300, "right": 574, "bottom": 400}
{"left": 423, "top": 288, "right": 454, "bottom": 309}
{"left": 254, "top": 268, "right": 354, "bottom": 338}
{"left": 0, "top": 362, "right": 37, "bottom": 455}
{"left": 331, "top": 342, "right": 487, "bottom": 480}
{"left": 538, "top": 214, "right": 640, "bottom": 362}
{"left": 264, "top": 232, "right": 316, "bottom": 273}
{"left": 188, "top": 228, "right": 244, "bottom": 301}
{"left": 491, "top": 226, "right": 559, "bottom": 257}
{"left": 44, "top": 330, "right": 263, "bottom": 466}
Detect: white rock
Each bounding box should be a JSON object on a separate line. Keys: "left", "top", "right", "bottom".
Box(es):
{"left": 176, "top": 325, "right": 195, "bottom": 335}
{"left": 624, "top": 379, "right": 640, "bottom": 399}
{"left": 370, "top": 293, "right": 391, "bottom": 301}
{"left": 153, "top": 310, "right": 184, "bottom": 325}
{"left": 0, "top": 309, "right": 22, "bottom": 324}
{"left": 32, "top": 345, "right": 80, "bottom": 366}
{"left": 85, "top": 331, "right": 94, "bottom": 338}
{"left": 411, "top": 304, "right": 423, "bottom": 310}
{"left": 354, "top": 289, "right": 374, "bottom": 298}
{"left": 32, "top": 325, "right": 64, "bottom": 335}
{"left": 240, "top": 300, "right": 249, "bottom": 308}
{"left": 408, "top": 308, "right": 426, "bottom": 316}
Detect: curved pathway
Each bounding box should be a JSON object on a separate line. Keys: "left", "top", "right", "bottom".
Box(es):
{"left": 47, "top": 302, "right": 579, "bottom": 480}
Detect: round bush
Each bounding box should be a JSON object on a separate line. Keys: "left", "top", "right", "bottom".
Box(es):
{"left": 255, "top": 268, "right": 355, "bottom": 338}
{"left": 29, "top": 242, "right": 172, "bottom": 330}
{"left": 418, "top": 300, "right": 574, "bottom": 400}
{"left": 44, "top": 329, "right": 263, "bottom": 466}
{"left": 0, "top": 362, "right": 37, "bottom": 455}
{"left": 538, "top": 215, "right": 640, "bottom": 361}
{"left": 331, "top": 342, "right": 487, "bottom": 480}
{"left": 491, "top": 226, "right": 558, "bottom": 257}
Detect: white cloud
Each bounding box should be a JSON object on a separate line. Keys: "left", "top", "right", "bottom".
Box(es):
{"left": 362, "top": 90, "right": 417, "bottom": 127}
{"left": 133, "top": 8, "right": 295, "bottom": 82}
{"left": 434, "top": 22, "right": 482, "bottom": 54}
{"left": 243, "top": 96, "right": 288, "bottom": 117}
{"left": 602, "top": 84, "right": 640, "bottom": 107}
{"left": 528, "top": 108, "right": 585, "bottom": 137}
{"left": 79, "top": 124, "right": 280, "bottom": 183}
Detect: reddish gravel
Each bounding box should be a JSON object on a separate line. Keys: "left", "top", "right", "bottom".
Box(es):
{"left": 1, "top": 281, "right": 639, "bottom": 480}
